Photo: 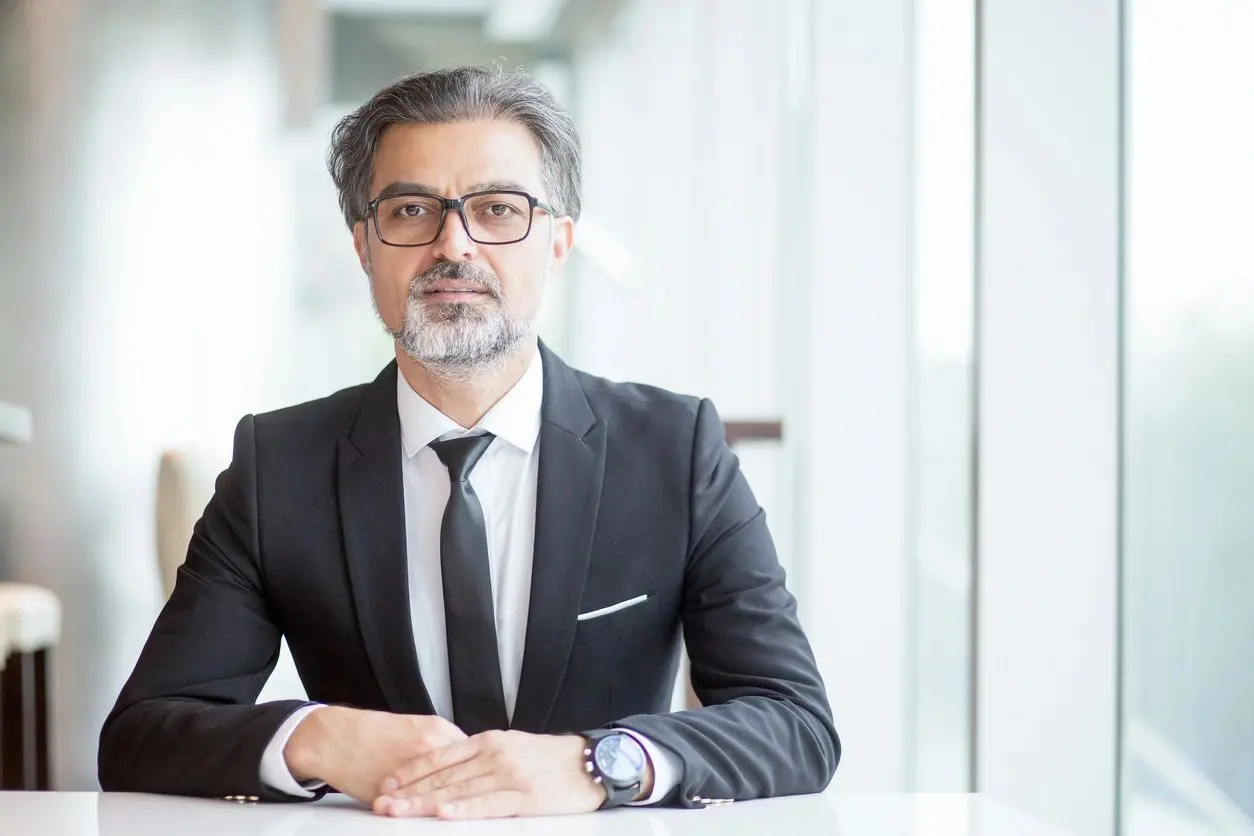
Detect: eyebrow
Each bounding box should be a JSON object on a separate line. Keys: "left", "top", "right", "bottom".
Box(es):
{"left": 373, "top": 180, "right": 536, "bottom": 200}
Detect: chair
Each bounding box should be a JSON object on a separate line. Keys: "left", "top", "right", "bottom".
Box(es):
{"left": 155, "top": 451, "right": 306, "bottom": 702}
{"left": 155, "top": 452, "right": 198, "bottom": 598}
{"left": 0, "top": 582, "right": 61, "bottom": 789}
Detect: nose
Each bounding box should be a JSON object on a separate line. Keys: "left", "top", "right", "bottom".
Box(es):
{"left": 430, "top": 207, "right": 478, "bottom": 262}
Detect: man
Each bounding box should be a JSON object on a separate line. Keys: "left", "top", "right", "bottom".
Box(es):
{"left": 99, "top": 66, "right": 839, "bottom": 820}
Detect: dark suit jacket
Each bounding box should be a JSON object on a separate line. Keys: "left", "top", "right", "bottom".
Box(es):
{"left": 98, "top": 344, "right": 840, "bottom": 807}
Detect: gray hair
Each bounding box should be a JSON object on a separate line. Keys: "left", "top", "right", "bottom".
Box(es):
{"left": 327, "top": 66, "right": 582, "bottom": 229}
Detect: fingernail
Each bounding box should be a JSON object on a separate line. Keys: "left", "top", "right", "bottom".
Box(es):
{"left": 392, "top": 799, "right": 410, "bottom": 814}
{"left": 381, "top": 778, "right": 398, "bottom": 793}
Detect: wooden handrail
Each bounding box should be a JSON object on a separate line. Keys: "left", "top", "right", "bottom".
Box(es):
{"left": 723, "top": 420, "right": 783, "bottom": 446}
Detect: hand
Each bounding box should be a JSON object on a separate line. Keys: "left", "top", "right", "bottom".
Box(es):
{"left": 372, "top": 730, "right": 614, "bottom": 819}
{"left": 284, "top": 706, "right": 467, "bottom": 805}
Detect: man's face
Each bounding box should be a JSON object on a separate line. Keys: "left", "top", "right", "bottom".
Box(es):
{"left": 354, "top": 119, "right": 573, "bottom": 374}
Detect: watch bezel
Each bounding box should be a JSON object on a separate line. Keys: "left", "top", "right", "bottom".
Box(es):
{"left": 592, "top": 732, "right": 646, "bottom": 785}
{"left": 581, "top": 729, "right": 645, "bottom": 809}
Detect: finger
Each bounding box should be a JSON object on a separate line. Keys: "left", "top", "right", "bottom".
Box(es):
{"left": 380, "top": 738, "right": 480, "bottom": 794}
{"left": 437, "top": 790, "right": 525, "bottom": 820}
{"left": 384, "top": 758, "right": 493, "bottom": 800}
{"left": 420, "top": 715, "right": 469, "bottom": 745}
{"left": 378, "top": 775, "right": 509, "bottom": 818}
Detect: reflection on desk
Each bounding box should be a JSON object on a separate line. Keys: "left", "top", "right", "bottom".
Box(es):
{"left": 0, "top": 789, "right": 1070, "bottom": 835}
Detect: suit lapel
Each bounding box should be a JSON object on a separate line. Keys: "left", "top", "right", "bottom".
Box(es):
{"left": 339, "top": 361, "right": 435, "bottom": 716}
{"left": 511, "top": 344, "right": 605, "bottom": 732}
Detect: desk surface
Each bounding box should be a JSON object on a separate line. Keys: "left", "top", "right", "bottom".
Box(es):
{"left": 1, "top": 790, "right": 1068, "bottom": 835}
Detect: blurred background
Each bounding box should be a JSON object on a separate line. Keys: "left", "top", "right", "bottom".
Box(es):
{"left": 0, "top": 1, "right": 1250, "bottom": 834}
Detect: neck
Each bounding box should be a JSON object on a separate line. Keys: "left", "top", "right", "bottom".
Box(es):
{"left": 395, "top": 339, "right": 538, "bottom": 428}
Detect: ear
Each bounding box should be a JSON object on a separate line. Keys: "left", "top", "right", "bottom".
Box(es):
{"left": 547, "top": 215, "right": 575, "bottom": 270}
{"left": 352, "top": 220, "right": 371, "bottom": 273}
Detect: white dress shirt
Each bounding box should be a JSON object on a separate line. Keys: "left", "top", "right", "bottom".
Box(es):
{"left": 260, "top": 350, "right": 677, "bottom": 803}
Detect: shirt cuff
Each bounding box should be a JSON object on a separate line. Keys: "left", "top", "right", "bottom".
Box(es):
{"left": 260, "top": 704, "right": 328, "bottom": 798}
{"left": 617, "top": 728, "right": 680, "bottom": 806}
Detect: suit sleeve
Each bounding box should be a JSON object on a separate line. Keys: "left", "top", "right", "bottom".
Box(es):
{"left": 98, "top": 415, "right": 316, "bottom": 800}
{"left": 612, "top": 398, "right": 841, "bottom": 806}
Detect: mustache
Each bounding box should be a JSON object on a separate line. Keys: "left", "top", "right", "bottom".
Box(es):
{"left": 411, "top": 261, "right": 504, "bottom": 300}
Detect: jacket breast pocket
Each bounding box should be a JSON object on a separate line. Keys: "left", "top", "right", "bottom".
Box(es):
{"left": 571, "top": 593, "right": 658, "bottom": 647}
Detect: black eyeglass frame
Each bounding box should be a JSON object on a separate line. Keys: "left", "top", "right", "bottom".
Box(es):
{"left": 365, "top": 189, "right": 559, "bottom": 247}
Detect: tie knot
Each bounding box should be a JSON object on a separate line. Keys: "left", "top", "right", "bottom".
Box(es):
{"left": 429, "top": 433, "right": 495, "bottom": 482}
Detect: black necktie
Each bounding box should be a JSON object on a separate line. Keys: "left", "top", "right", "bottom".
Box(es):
{"left": 429, "top": 433, "right": 509, "bottom": 735}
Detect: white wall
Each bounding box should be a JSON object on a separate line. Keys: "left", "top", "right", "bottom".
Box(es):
{"left": 976, "top": 2, "right": 1122, "bottom": 834}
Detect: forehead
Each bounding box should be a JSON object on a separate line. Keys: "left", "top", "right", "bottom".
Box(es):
{"left": 370, "top": 119, "right": 545, "bottom": 197}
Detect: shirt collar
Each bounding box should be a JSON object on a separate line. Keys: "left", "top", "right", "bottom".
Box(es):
{"left": 396, "top": 350, "right": 544, "bottom": 458}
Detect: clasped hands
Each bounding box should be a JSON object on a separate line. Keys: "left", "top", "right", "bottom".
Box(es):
{"left": 284, "top": 707, "right": 644, "bottom": 819}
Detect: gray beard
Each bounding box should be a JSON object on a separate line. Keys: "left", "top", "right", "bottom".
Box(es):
{"left": 390, "top": 296, "right": 533, "bottom": 384}
{"left": 370, "top": 259, "right": 534, "bottom": 384}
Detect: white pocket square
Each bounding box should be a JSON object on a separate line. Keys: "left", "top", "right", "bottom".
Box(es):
{"left": 576, "top": 593, "right": 650, "bottom": 622}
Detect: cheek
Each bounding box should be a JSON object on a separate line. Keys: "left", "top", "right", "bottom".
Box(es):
{"left": 490, "top": 252, "right": 548, "bottom": 309}
{"left": 368, "top": 274, "right": 402, "bottom": 328}
{"left": 369, "top": 252, "right": 424, "bottom": 317}
{"left": 501, "top": 270, "right": 546, "bottom": 314}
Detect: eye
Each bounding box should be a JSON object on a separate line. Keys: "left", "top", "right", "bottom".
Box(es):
{"left": 394, "top": 202, "right": 434, "bottom": 218}
{"left": 485, "top": 202, "right": 521, "bottom": 217}
{"left": 467, "top": 193, "right": 529, "bottom": 219}
{"left": 377, "top": 195, "right": 442, "bottom": 221}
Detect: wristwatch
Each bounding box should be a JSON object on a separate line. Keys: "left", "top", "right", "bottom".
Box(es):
{"left": 580, "top": 729, "right": 647, "bottom": 809}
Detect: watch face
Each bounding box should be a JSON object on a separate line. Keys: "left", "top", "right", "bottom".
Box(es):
{"left": 594, "top": 734, "right": 646, "bottom": 784}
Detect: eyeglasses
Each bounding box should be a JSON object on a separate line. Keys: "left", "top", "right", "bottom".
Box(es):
{"left": 366, "top": 190, "right": 558, "bottom": 247}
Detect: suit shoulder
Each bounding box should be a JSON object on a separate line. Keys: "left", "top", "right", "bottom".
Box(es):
{"left": 250, "top": 378, "right": 373, "bottom": 443}
{"left": 572, "top": 367, "right": 704, "bottom": 429}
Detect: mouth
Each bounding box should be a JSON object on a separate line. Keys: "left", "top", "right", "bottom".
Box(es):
{"left": 420, "top": 282, "right": 493, "bottom": 302}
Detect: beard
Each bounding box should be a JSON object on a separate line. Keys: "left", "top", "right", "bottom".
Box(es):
{"left": 376, "top": 260, "right": 533, "bottom": 382}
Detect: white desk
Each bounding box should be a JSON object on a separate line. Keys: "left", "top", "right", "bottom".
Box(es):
{"left": 0, "top": 790, "right": 1069, "bottom": 835}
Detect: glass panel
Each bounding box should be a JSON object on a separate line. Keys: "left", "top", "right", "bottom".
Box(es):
{"left": 1122, "top": 1, "right": 1254, "bottom": 832}
{"left": 909, "top": 0, "right": 976, "bottom": 792}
